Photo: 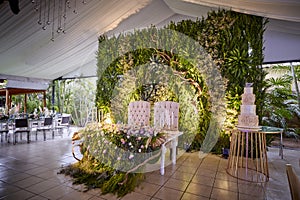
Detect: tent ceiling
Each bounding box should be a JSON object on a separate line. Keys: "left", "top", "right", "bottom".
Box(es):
{"left": 0, "top": 0, "right": 300, "bottom": 81}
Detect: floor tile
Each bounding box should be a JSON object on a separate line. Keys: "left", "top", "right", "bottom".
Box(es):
{"left": 154, "top": 187, "right": 183, "bottom": 200}
{"left": 120, "top": 191, "right": 151, "bottom": 200}
{"left": 195, "top": 168, "right": 216, "bottom": 178}
{"left": 99, "top": 192, "right": 121, "bottom": 200}
{"left": 213, "top": 179, "right": 238, "bottom": 192}
{"left": 0, "top": 168, "right": 19, "bottom": 179}
{"left": 58, "top": 189, "right": 93, "bottom": 200}
{"left": 163, "top": 178, "right": 189, "bottom": 191}
{"left": 0, "top": 184, "right": 21, "bottom": 197}
{"left": 0, "top": 189, "right": 35, "bottom": 200}
{"left": 27, "top": 195, "right": 49, "bottom": 200}
{"left": 25, "top": 179, "right": 60, "bottom": 194}
{"left": 210, "top": 187, "right": 238, "bottom": 200}
{"left": 176, "top": 165, "right": 198, "bottom": 174}
{"left": 135, "top": 182, "right": 161, "bottom": 196}
{"left": 88, "top": 196, "right": 106, "bottom": 200}
{"left": 39, "top": 185, "right": 73, "bottom": 199}
{"left": 238, "top": 182, "right": 265, "bottom": 196}
{"left": 144, "top": 173, "right": 169, "bottom": 186}
{"left": 171, "top": 171, "right": 194, "bottom": 182}
{"left": 0, "top": 172, "right": 30, "bottom": 184}
{"left": 185, "top": 182, "right": 212, "bottom": 198}
{"left": 215, "top": 171, "right": 238, "bottom": 182}
{"left": 13, "top": 175, "right": 44, "bottom": 188}
{"left": 181, "top": 192, "right": 210, "bottom": 200}
{"left": 191, "top": 174, "right": 215, "bottom": 187}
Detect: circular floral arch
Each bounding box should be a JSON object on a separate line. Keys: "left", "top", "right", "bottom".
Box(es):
{"left": 96, "top": 27, "right": 226, "bottom": 158}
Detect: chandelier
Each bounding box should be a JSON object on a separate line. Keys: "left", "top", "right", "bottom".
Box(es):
{"left": 31, "top": 0, "right": 87, "bottom": 41}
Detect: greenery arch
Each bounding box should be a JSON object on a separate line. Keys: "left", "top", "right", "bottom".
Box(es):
{"left": 96, "top": 10, "right": 265, "bottom": 152}
{"left": 96, "top": 27, "right": 226, "bottom": 152}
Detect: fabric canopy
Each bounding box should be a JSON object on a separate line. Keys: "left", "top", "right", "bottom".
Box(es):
{"left": 0, "top": 0, "right": 299, "bottom": 81}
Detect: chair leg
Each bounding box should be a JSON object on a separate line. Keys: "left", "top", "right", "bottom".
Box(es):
{"left": 43, "top": 130, "right": 46, "bottom": 141}
{"left": 7, "top": 133, "right": 10, "bottom": 143}
{"left": 27, "top": 131, "right": 30, "bottom": 143}
{"left": 13, "top": 133, "right": 16, "bottom": 145}
{"left": 52, "top": 130, "right": 54, "bottom": 139}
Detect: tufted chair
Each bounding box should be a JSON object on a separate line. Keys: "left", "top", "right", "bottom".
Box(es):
{"left": 128, "top": 101, "right": 150, "bottom": 126}
{"left": 154, "top": 101, "right": 179, "bottom": 130}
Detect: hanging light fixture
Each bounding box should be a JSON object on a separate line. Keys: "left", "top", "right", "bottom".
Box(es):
{"left": 31, "top": 0, "right": 87, "bottom": 41}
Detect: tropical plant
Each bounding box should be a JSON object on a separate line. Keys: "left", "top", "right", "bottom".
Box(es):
{"left": 50, "top": 78, "right": 97, "bottom": 127}
{"left": 262, "top": 66, "right": 300, "bottom": 139}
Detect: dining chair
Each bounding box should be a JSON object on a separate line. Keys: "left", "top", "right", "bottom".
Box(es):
{"left": 13, "top": 118, "right": 31, "bottom": 144}
{"left": 154, "top": 101, "right": 179, "bottom": 130}
{"left": 0, "top": 121, "right": 9, "bottom": 143}
{"left": 286, "top": 164, "right": 300, "bottom": 200}
{"left": 36, "top": 117, "right": 53, "bottom": 141}
{"left": 55, "top": 115, "right": 71, "bottom": 136}
{"left": 128, "top": 101, "right": 150, "bottom": 126}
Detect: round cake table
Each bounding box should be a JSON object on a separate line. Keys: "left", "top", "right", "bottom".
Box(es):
{"left": 226, "top": 126, "right": 283, "bottom": 182}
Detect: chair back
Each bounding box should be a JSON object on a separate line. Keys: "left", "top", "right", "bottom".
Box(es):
{"left": 128, "top": 101, "right": 150, "bottom": 126}
{"left": 286, "top": 164, "right": 300, "bottom": 200}
{"left": 154, "top": 101, "right": 179, "bottom": 130}
{"left": 61, "top": 116, "right": 70, "bottom": 125}
{"left": 44, "top": 117, "right": 53, "bottom": 126}
{"left": 15, "top": 118, "right": 29, "bottom": 129}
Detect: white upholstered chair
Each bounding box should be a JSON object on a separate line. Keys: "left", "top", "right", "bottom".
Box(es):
{"left": 128, "top": 101, "right": 150, "bottom": 126}
{"left": 154, "top": 101, "right": 179, "bottom": 130}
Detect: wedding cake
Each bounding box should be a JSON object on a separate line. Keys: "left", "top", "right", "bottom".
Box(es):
{"left": 238, "top": 85, "right": 259, "bottom": 128}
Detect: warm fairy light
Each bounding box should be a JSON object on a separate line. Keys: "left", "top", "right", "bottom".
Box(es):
{"left": 104, "top": 113, "right": 112, "bottom": 124}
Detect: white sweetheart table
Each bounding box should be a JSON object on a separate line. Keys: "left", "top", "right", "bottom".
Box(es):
{"left": 160, "top": 130, "right": 183, "bottom": 175}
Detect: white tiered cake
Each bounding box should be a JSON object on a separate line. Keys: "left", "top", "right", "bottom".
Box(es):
{"left": 238, "top": 86, "right": 259, "bottom": 128}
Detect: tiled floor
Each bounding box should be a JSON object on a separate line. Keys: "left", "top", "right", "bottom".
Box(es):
{"left": 0, "top": 128, "right": 299, "bottom": 200}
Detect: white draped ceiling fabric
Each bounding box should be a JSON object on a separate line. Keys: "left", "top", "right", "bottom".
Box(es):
{"left": 0, "top": 0, "right": 299, "bottom": 81}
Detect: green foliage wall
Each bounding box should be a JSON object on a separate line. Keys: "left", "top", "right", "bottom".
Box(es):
{"left": 167, "top": 10, "right": 266, "bottom": 151}
{"left": 167, "top": 10, "right": 266, "bottom": 128}
{"left": 96, "top": 9, "right": 266, "bottom": 152}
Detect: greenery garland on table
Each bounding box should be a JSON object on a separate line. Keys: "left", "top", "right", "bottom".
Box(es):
{"left": 60, "top": 122, "right": 167, "bottom": 197}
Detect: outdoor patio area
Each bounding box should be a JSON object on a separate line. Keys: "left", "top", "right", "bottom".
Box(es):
{"left": 0, "top": 128, "right": 299, "bottom": 200}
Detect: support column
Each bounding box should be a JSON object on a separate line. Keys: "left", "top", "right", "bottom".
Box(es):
{"left": 43, "top": 91, "right": 46, "bottom": 109}
{"left": 24, "top": 94, "right": 27, "bottom": 113}
{"left": 5, "top": 89, "right": 9, "bottom": 115}
{"left": 52, "top": 80, "right": 55, "bottom": 113}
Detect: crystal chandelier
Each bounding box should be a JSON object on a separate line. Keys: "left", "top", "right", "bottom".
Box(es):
{"left": 31, "top": 0, "right": 87, "bottom": 41}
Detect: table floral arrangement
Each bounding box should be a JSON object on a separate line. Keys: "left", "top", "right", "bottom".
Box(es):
{"left": 60, "top": 122, "right": 167, "bottom": 197}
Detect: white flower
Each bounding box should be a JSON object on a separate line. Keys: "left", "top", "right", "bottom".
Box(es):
{"left": 129, "top": 154, "right": 134, "bottom": 159}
